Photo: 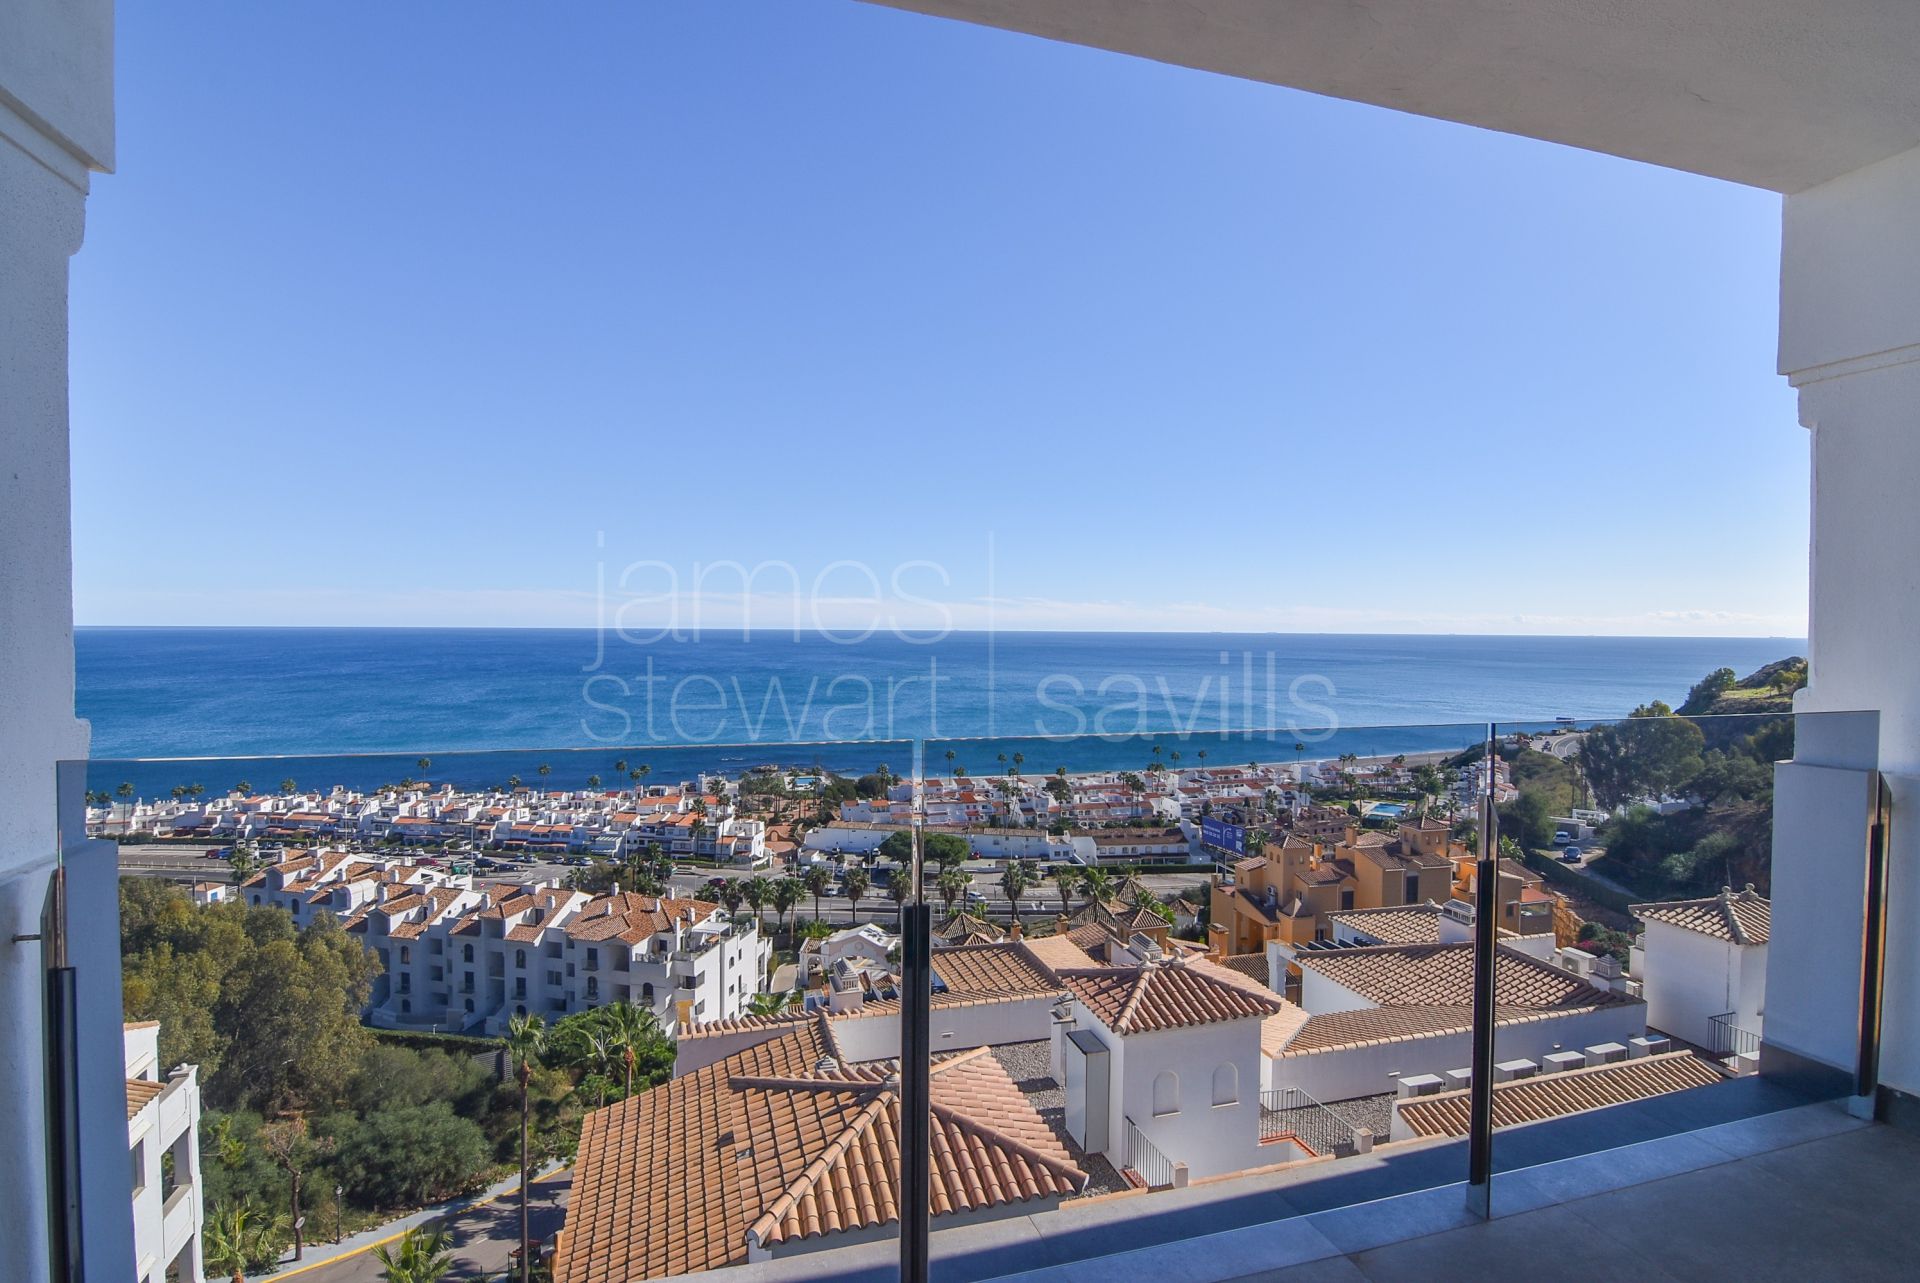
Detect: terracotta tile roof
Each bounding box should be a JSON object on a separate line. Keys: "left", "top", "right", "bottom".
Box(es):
{"left": 125, "top": 1078, "right": 164, "bottom": 1120}
{"left": 1021, "top": 933, "right": 1099, "bottom": 971}
{"left": 1395, "top": 1052, "right": 1725, "bottom": 1137}
{"left": 1213, "top": 953, "right": 1273, "bottom": 986}
{"left": 1280, "top": 1004, "right": 1480, "bottom": 1055}
{"left": 1260, "top": 1005, "right": 1314, "bottom": 1057}
{"left": 553, "top": 1028, "right": 1083, "bottom": 1282}
{"left": 564, "top": 892, "right": 717, "bottom": 945}
{"left": 1061, "top": 957, "right": 1287, "bottom": 1035}
{"left": 1632, "top": 886, "right": 1770, "bottom": 945}
{"left": 1297, "top": 943, "right": 1631, "bottom": 1011}
{"left": 1325, "top": 904, "right": 1445, "bottom": 945}
{"left": 933, "top": 911, "right": 1005, "bottom": 946}
{"left": 926, "top": 943, "right": 1063, "bottom": 1002}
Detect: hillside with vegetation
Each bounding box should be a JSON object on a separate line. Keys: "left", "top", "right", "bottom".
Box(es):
{"left": 1492, "top": 659, "right": 1805, "bottom": 905}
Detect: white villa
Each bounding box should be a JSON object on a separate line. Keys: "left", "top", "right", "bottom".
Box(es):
{"left": 1631, "top": 887, "right": 1771, "bottom": 1063}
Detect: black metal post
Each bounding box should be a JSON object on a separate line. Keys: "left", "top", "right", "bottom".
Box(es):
{"left": 1466, "top": 723, "right": 1499, "bottom": 1217}
{"left": 899, "top": 779, "right": 931, "bottom": 1283}
{"left": 1854, "top": 773, "right": 1891, "bottom": 1112}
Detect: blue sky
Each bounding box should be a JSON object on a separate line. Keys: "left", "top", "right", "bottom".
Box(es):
{"left": 70, "top": 1, "right": 1808, "bottom": 636}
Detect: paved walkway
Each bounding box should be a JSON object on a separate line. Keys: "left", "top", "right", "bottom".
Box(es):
{"left": 248, "top": 1165, "right": 567, "bottom": 1282}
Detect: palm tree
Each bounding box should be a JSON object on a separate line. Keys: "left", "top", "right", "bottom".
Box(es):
{"left": 508, "top": 775, "right": 522, "bottom": 790}
{"left": 1000, "top": 861, "right": 1034, "bottom": 925}
{"left": 203, "top": 1201, "right": 286, "bottom": 1283}
{"left": 233, "top": 779, "right": 252, "bottom": 796}
{"left": 116, "top": 780, "right": 134, "bottom": 804}
{"left": 1049, "top": 864, "right": 1079, "bottom": 914}
{"left": 601, "top": 1002, "right": 662, "bottom": 1098}
{"left": 803, "top": 864, "right": 834, "bottom": 925}
{"left": 417, "top": 757, "right": 432, "bottom": 773}
{"left": 636, "top": 764, "right": 652, "bottom": 788}
{"left": 748, "top": 990, "right": 799, "bottom": 1017}
{"left": 1197, "top": 749, "right": 1208, "bottom": 768}
{"left": 1011, "top": 752, "right": 1025, "bottom": 777}
{"left": 944, "top": 749, "right": 956, "bottom": 777}
{"left": 229, "top": 842, "right": 261, "bottom": 885}
{"left": 842, "top": 866, "right": 870, "bottom": 920}
{"left": 503, "top": 1013, "right": 547, "bottom": 1283}
{"left": 374, "top": 1226, "right": 456, "bottom": 1283}
{"left": 715, "top": 879, "right": 747, "bottom": 916}
{"left": 742, "top": 876, "right": 772, "bottom": 928}
{"left": 936, "top": 864, "right": 970, "bottom": 914}
{"left": 279, "top": 778, "right": 298, "bottom": 795}
{"left": 537, "top": 763, "right": 551, "bottom": 779}
{"left": 771, "top": 876, "right": 803, "bottom": 937}
{"left": 1079, "top": 866, "right": 1113, "bottom": 907}
{"left": 587, "top": 774, "right": 602, "bottom": 789}
{"left": 614, "top": 758, "right": 628, "bottom": 774}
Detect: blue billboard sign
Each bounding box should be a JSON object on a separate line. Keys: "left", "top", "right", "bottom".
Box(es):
{"left": 1201, "top": 816, "right": 1247, "bottom": 856}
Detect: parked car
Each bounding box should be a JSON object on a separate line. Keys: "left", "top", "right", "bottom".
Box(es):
{"left": 1561, "top": 846, "right": 1582, "bottom": 863}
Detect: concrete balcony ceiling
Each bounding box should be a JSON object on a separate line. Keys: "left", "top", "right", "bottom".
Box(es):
{"left": 864, "top": 0, "right": 1920, "bottom": 192}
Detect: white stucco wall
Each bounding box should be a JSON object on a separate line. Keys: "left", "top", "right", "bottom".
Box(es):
{"left": 1780, "top": 141, "right": 1920, "bottom": 1101}
{"left": 1638, "top": 921, "right": 1758, "bottom": 1050}
{"left": 1, "top": 4, "right": 111, "bottom": 1276}
{"left": 828, "top": 993, "right": 1060, "bottom": 1063}
{"left": 1072, "top": 1009, "right": 1267, "bottom": 1182}
{"left": 1271, "top": 1005, "right": 1649, "bottom": 1103}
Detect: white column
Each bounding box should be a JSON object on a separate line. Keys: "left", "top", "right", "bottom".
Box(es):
{"left": 0, "top": 4, "right": 114, "bottom": 1278}
{"left": 1777, "top": 141, "right": 1920, "bottom": 1100}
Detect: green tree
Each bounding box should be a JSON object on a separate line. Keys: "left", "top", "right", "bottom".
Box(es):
{"left": 504, "top": 1012, "right": 546, "bottom": 1283}
{"left": 936, "top": 864, "right": 970, "bottom": 914}
{"left": 1078, "top": 866, "right": 1113, "bottom": 907}
{"left": 1579, "top": 710, "right": 1706, "bottom": 808}
{"left": 374, "top": 1225, "right": 457, "bottom": 1283}
{"left": 1048, "top": 864, "right": 1080, "bottom": 914}
{"left": 803, "top": 863, "right": 834, "bottom": 926}
{"left": 1000, "top": 861, "right": 1034, "bottom": 924}
{"left": 878, "top": 830, "right": 916, "bottom": 864}
{"left": 202, "top": 1200, "right": 287, "bottom": 1283}
{"left": 842, "top": 866, "right": 870, "bottom": 919}
{"left": 279, "top": 778, "right": 298, "bottom": 795}
{"left": 924, "top": 832, "right": 970, "bottom": 871}
{"left": 741, "top": 876, "right": 772, "bottom": 927}
{"left": 330, "top": 1102, "right": 486, "bottom": 1210}
{"left": 1499, "top": 791, "right": 1555, "bottom": 852}
{"left": 771, "top": 876, "right": 803, "bottom": 936}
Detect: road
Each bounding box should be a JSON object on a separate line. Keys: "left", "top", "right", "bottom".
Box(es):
{"left": 274, "top": 1173, "right": 568, "bottom": 1283}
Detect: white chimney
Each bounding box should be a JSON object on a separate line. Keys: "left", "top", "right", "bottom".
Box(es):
{"left": 1543, "top": 1050, "right": 1587, "bottom": 1074}
{"left": 1628, "top": 1035, "right": 1670, "bottom": 1059}
{"left": 1493, "top": 1059, "right": 1539, "bottom": 1082}
{"left": 1585, "top": 1042, "right": 1628, "bottom": 1065}
{"left": 1396, "top": 1074, "right": 1445, "bottom": 1099}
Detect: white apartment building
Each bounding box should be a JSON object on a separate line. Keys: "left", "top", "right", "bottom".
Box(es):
{"left": 240, "top": 852, "right": 770, "bottom": 1034}
{"left": 124, "top": 1023, "right": 203, "bottom": 1283}
{"left": 1631, "top": 887, "right": 1770, "bottom": 1060}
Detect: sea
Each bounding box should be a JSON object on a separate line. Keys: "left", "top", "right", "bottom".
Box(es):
{"left": 74, "top": 629, "right": 1802, "bottom": 799}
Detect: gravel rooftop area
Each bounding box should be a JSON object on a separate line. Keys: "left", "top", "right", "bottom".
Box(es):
{"left": 991, "top": 1041, "right": 1129, "bottom": 1197}
{"left": 1321, "top": 1091, "right": 1394, "bottom": 1138}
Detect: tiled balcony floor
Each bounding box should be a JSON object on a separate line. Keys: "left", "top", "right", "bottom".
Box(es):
{"left": 1240, "top": 1120, "right": 1919, "bottom": 1283}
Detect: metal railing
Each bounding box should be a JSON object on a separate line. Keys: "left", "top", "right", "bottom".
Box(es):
{"left": 1710, "top": 1013, "right": 1760, "bottom": 1058}
{"left": 1260, "top": 1087, "right": 1358, "bottom": 1157}
{"left": 1122, "top": 1117, "right": 1175, "bottom": 1190}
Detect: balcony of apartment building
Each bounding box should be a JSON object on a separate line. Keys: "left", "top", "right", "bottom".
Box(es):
{"left": 6, "top": 4, "right": 1920, "bottom": 1283}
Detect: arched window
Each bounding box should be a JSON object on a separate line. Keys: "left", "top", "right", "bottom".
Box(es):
{"left": 463, "top": 943, "right": 474, "bottom": 963}
{"left": 1211, "top": 1062, "right": 1239, "bottom": 1107}
{"left": 251, "top": 894, "right": 262, "bottom": 906}
{"left": 464, "top": 998, "right": 475, "bottom": 1013}
{"left": 1152, "top": 1070, "right": 1180, "bottom": 1117}
{"left": 399, "top": 946, "right": 410, "bottom": 964}
{"left": 642, "top": 982, "right": 654, "bottom": 1002}
{"left": 515, "top": 1004, "right": 527, "bottom": 1017}
{"left": 515, "top": 949, "right": 526, "bottom": 969}
{"left": 401, "top": 998, "right": 411, "bottom": 1014}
